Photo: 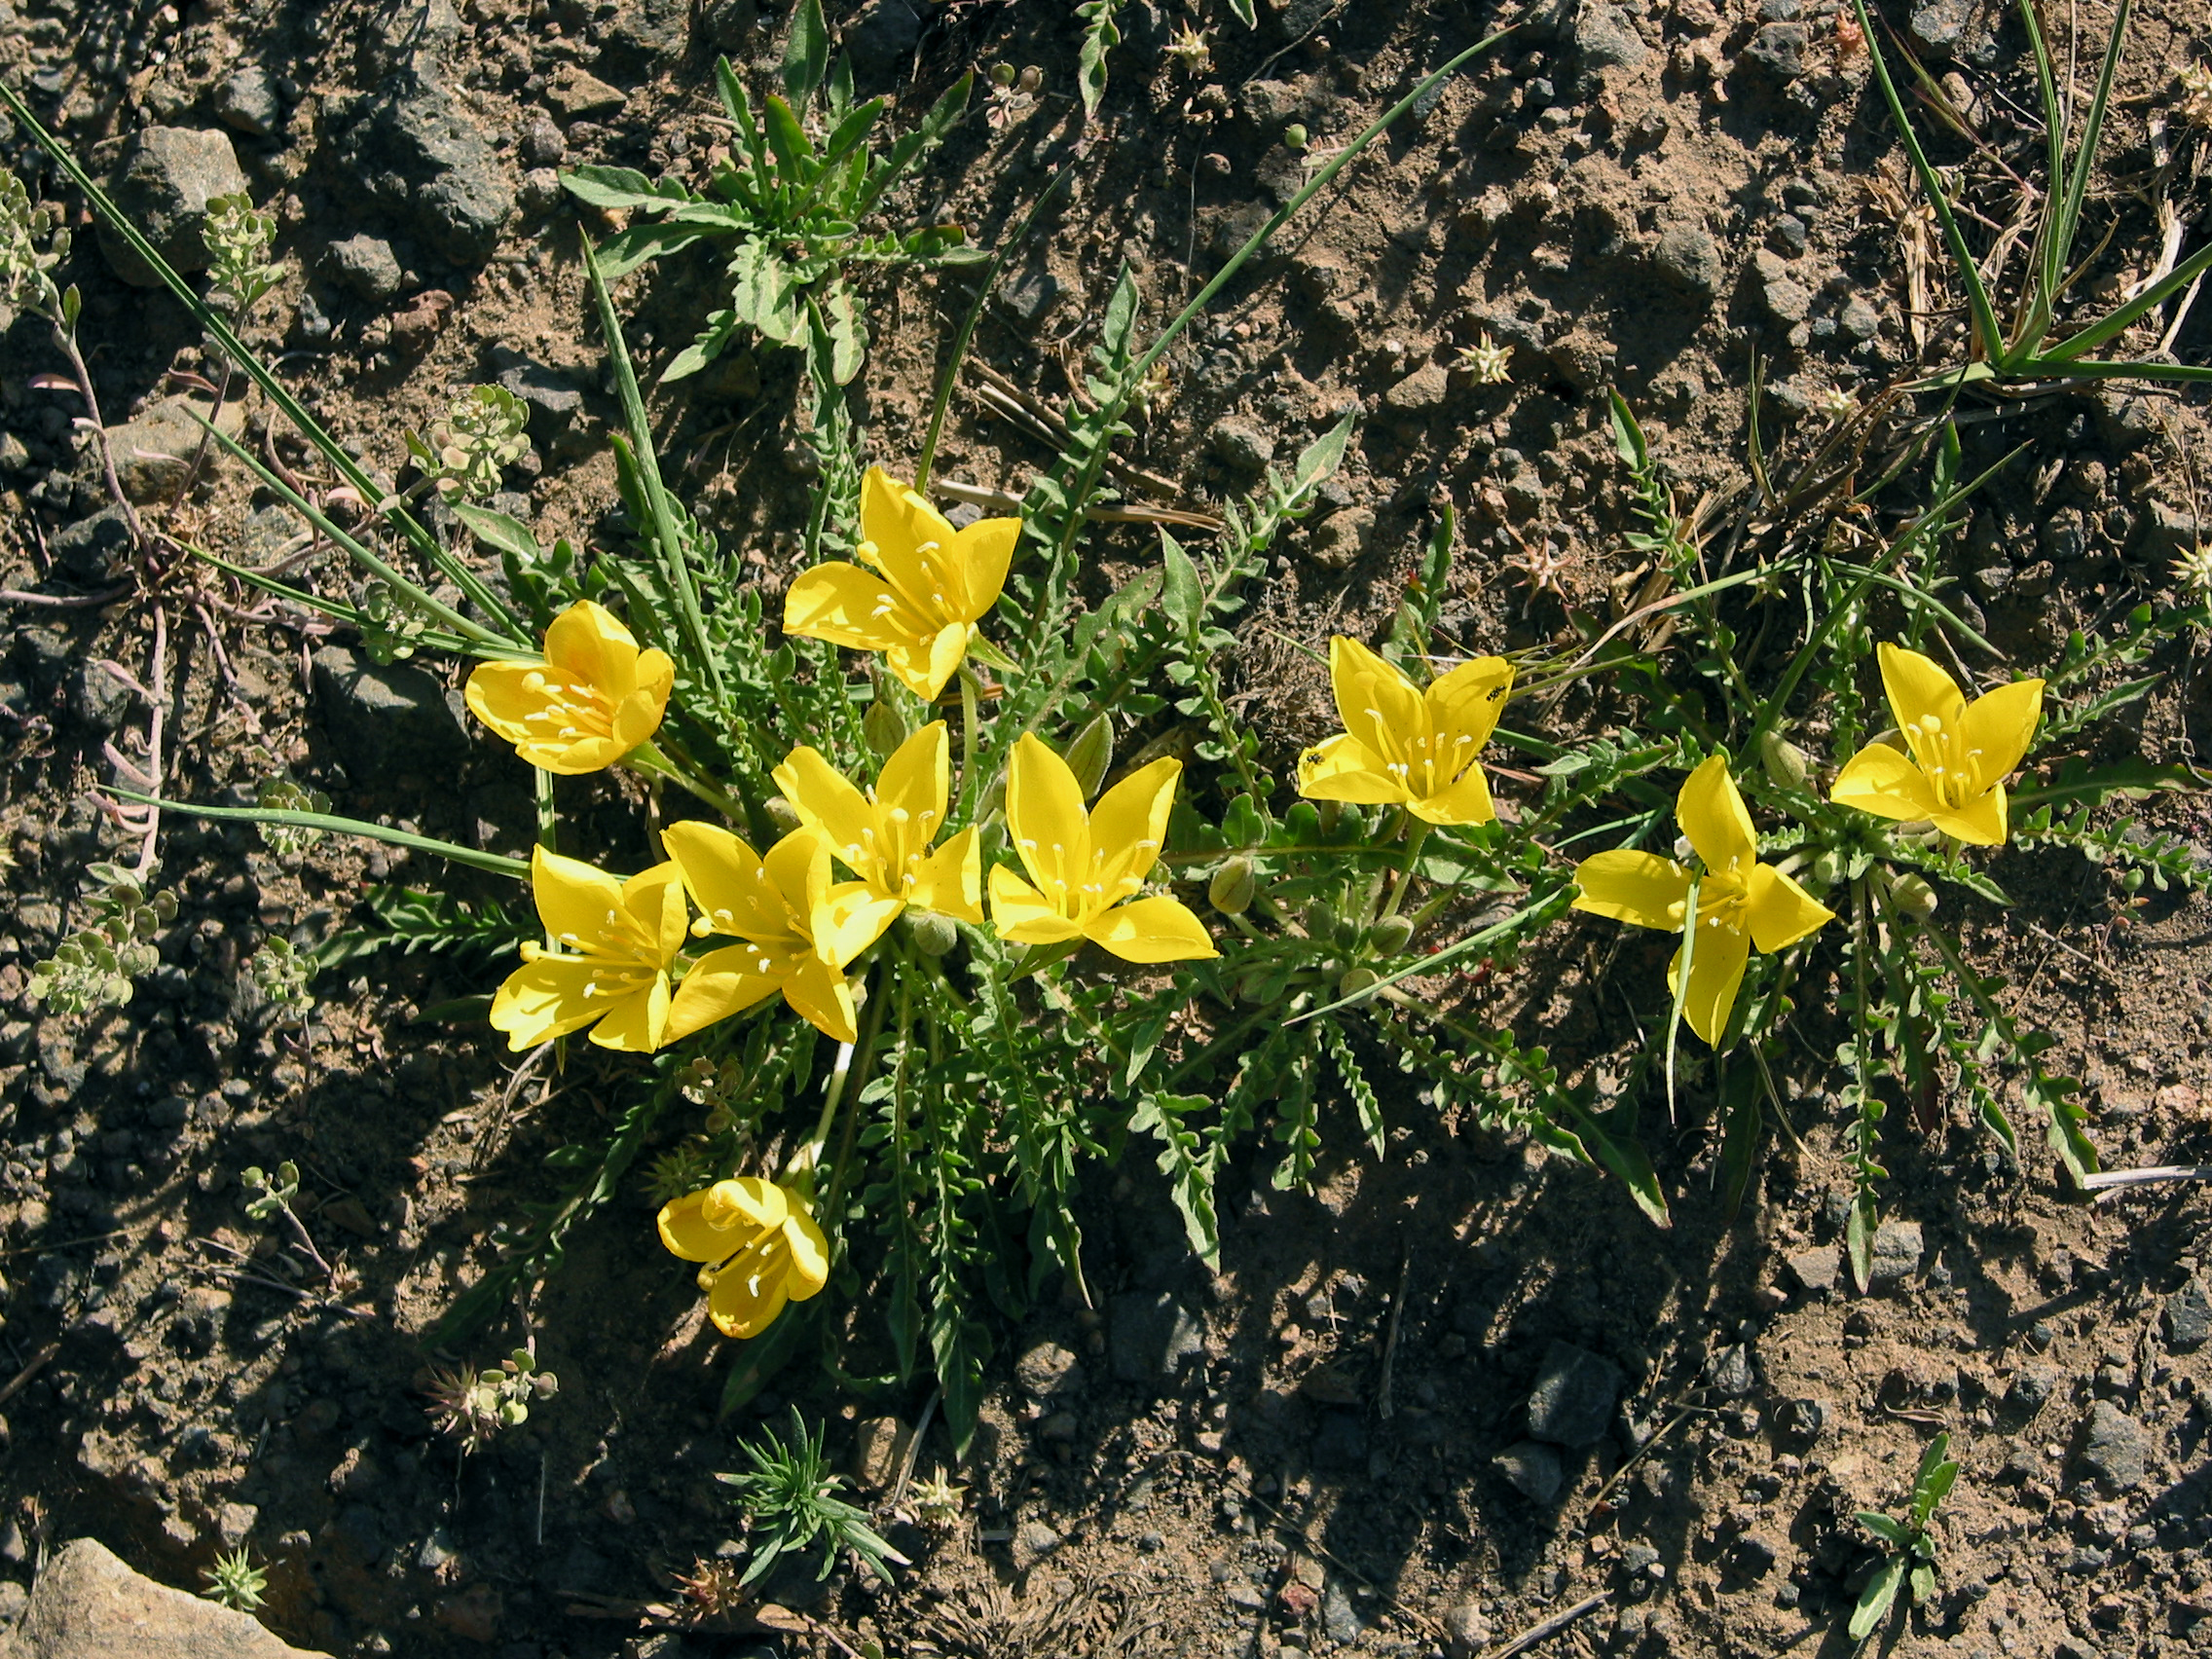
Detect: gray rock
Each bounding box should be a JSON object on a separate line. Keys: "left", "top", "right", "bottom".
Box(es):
{"left": 595, "top": 0, "right": 690, "bottom": 82}
{"left": 12, "top": 1536, "right": 329, "bottom": 1655}
{"left": 704, "top": 0, "right": 759, "bottom": 50}
{"left": 105, "top": 397, "right": 244, "bottom": 504}
{"left": 51, "top": 506, "right": 135, "bottom": 585}
{"left": 847, "top": 0, "right": 924, "bottom": 87}
{"left": 2167, "top": 1280, "right": 2212, "bottom": 1350}
{"left": 1654, "top": 225, "right": 1722, "bottom": 297}
{"left": 1527, "top": 1340, "right": 1622, "bottom": 1447}
{"left": 2041, "top": 505, "right": 2088, "bottom": 563}
{"left": 2076, "top": 1400, "right": 2148, "bottom": 1493}
{"left": 1908, "top": 0, "right": 1970, "bottom": 57}
{"left": 323, "top": 234, "right": 405, "bottom": 303}
{"left": 1108, "top": 1291, "right": 1204, "bottom": 1387}
{"left": 1015, "top": 1342, "right": 1084, "bottom": 1398}
{"left": 1743, "top": 21, "right": 1810, "bottom": 80}
{"left": 1572, "top": 2, "right": 1648, "bottom": 69}
{"left": 1708, "top": 1344, "right": 1756, "bottom": 1398}
{"left": 1000, "top": 269, "right": 1061, "bottom": 328}
{"left": 487, "top": 349, "right": 587, "bottom": 444}
{"left": 520, "top": 118, "right": 566, "bottom": 169}
{"left": 2138, "top": 500, "right": 2201, "bottom": 564}
{"left": 518, "top": 167, "right": 565, "bottom": 219}
{"left": 1442, "top": 1603, "right": 1493, "bottom": 1659}
{"left": 95, "top": 128, "right": 250, "bottom": 287}
{"left": 1209, "top": 419, "right": 1275, "bottom": 473}
{"left": 310, "top": 645, "right": 470, "bottom": 789}
{"left": 1786, "top": 1245, "right": 1840, "bottom": 1294}
{"left": 213, "top": 66, "right": 282, "bottom": 139}
{"left": 1753, "top": 250, "right": 1814, "bottom": 326}
{"left": 213, "top": 1502, "right": 258, "bottom": 1550}
{"left": 1865, "top": 1218, "right": 1924, "bottom": 1288}
{"left": 67, "top": 660, "right": 133, "bottom": 735}
{"left": 1321, "top": 1580, "right": 1363, "bottom": 1644}
{"left": 547, "top": 65, "right": 627, "bottom": 121}
{"left": 0, "top": 432, "right": 31, "bottom": 477}
{"left": 1838, "top": 295, "right": 1880, "bottom": 341}
{"left": 338, "top": 74, "right": 514, "bottom": 266}
{"left": 1012, "top": 1519, "right": 1062, "bottom": 1568}
{"left": 1970, "top": 565, "right": 2012, "bottom": 600}
{"left": 1493, "top": 1440, "right": 1564, "bottom": 1503}
{"left": 1384, "top": 361, "right": 1452, "bottom": 415}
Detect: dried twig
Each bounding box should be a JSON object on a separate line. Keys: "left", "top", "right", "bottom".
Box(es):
{"left": 0, "top": 1342, "right": 60, "bottom": 1408}
{"left": 1475, "top": 1591, "right": 1612, "bottom": 1659}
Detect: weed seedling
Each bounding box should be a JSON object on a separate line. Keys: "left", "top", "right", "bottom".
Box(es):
{"left": 717, "top": 1409, "right": 908, "bottom": 1587}
{"left": 423, "top": 1349, "right": 560, "bottom": 1455}
{"left": 200, "top": 1546, "right": 270, "bottom": 1613}
{"left": 1849, "top": 1432, "right": 1958, "bottom": 1640}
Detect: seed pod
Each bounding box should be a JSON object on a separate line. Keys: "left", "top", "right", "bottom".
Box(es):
{"left": 764, "top": 795, "right": 801, "bottom": 834}
{"left": 907, "top": 909, "right": 959, "bottom": 958}
{"left": 1283, "top": 123, "right": 1309, "bottom": 151}
{"left": 863, "top": 696, "right": 908, "bottom": 759}
{"left": 990, "top": 61, "right": 1018, "bottom": 87}
{"left": 1889, "top": 871, "right": 1937, "bottom": 922}
{"left": 1209, "top": 856, "right": 1256, "bottom": 916}
{"left": 1065, "top": 715, "right": 1114, "bottom": 800}
{"left": 1337, "top": 966, "right": 1381, "bottom": 1003}
{"left": 1370, "top": 914, "right": 1414, "bottom": 955}
{"left": 1016, "top": 64, "right": 1044, "bottom": 93}
{"left": 1304, "top": 899, "right": 1339, "bottom": 940}
{"left": 1759, "top": 729, "right": 1814, "bottom": 792}
{"left": 1810, "top": 849, "right": 1846, "bottom": 889}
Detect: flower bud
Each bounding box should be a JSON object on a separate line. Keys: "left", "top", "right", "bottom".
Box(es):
{"left": 1370, "top": 914, "right": 1414, "bottom": 955}
{"left": 1889, "top": 871, "right": 1937, "bottom": 922}
{"left": 1810, "top": 849, "right": 1846, "bottom": 889}
{"left": 1208, "top": 856, "right": 1256, "bottom": 916}
{"left": 1283, "top": 123, "right": 1309, "bottom": 151}
{"left": 1304, "top": 899, "right": 1339, "bottom": 940}
{"left": 764, "top": 795, "right": 801, "bottom": 834}
{"left": 1237, "top": 968, "right": 1273, "bottom": 1003}
{"left": 1337, "top": 966, "right": 1380, "bottom": 1003}
{"left": 1065, "top": 715, "right": 1114, "bottom": 800}
{"left": 906, "top": 910, "right": 958, "bottom": 957}
{"left": 863, "top": 696, "right": 909, "bottom": 759}
{"left": 1759, "top": 729, "right": 1813, "bottom": 792}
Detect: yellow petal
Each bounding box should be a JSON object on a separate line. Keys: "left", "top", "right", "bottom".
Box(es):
{"left": 783, "top": 562, "right": 915, "bottom": 653}
{"left": 1084, "top": 896, "right": 1219, "bottom": 963}
{"left": 609, "top": 648, "right": 675, "bottom": 751}
{"left": 664, "top": 942, "right": 785, "bottom": 1043}
{"left": 906, "top": 826, "right": 983, "bottom": 922}
{"left": 585, "top": 971, "right": 671, "bottom": 1052}
{"left": 1670, "top": 922, "right": 1751, "bottom": 1047}
{"left": 1931, "top": 782, "right": 2008, "bottom": 847}
{"left": 1744, "top": 865, "right": 1835, "bottom": 953}
{"left": 762, "top": 828, "right": 832, "bottom": 928}
{"left": 529, "top": 845, "right": 632, "bottom": 952}
{"left": 1878, "top": 643, "right": 1968, "bottom": 773}
{"left": 705, "top": 1246, "right": 790, "bottom": 1340}
{"left": 1296, "top": 732, "right": 1406, "bottom": 805}
{"left": 1005, "top": 734, "right": 1091, "bottom": 901}
{"left": 780, "top": 955, "right": 859, "bottom": 1044}
{"left": 489, "top": 954, "right": 612, "bottom": 1050}
{"left": 947, "top": 516, "right": 1020, "bottom": 623}
{"left": 1425, "top": 654, "right": 1514, "bottom": 752}
{"left": 705, "top": 1176, "right": 788, "bottom": 1232}
{"left": 875, "top": 720, "right": 951, "bottom": 860}
{"left": 621, "top": 862, "right": 690, "bottom": 963}
{"left": 1830, "top": 742, "right": 1941, "bottom": 823}
{"left": 988, "top": 864, "right": 1083, "bottom": 943}
{"left": 1088, "top": 756, "right": 1180, "bottom": 899}
{"left": 773, "top": 745, "right": 877, "bottom": 871}
{"left": 1571, "top": 850, "right": 1693, "bottom": 932}
{"left": 1411, "top": 761, "right": 1495, "bottom": 826}
{"left": 663, "top": 822, "right": 785, "bottom": 941}
{"left": 1960, "top": 677, "right": 2044, "bottom": 793}
{"left": 1328, "top": 636, "right": 1424, "bottom": 775}
{"left": 858, "top": 467, "right": 958, "bottom": 594}
{"left": 821, "top": 883, "right": 903, "bottom": 963}
{"left": 1676, "top": 755, "right": 1756, "bottom": 872}
{"left": 462, "top": 659, "right": 545, "bottom": 745}
{"left": 544, "top": 599, "right": 641, "bottom": 697}
{"left": 779, "top": 1208, "right": 830, "bottom": 1298}
{"left": 657, "top": 1190, "right": 728, "bottom": 1262}
{"left": 884, "top": 622, "right": 969, "bottom": 703}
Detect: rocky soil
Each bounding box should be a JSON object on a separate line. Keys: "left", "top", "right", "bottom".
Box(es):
{"left": 3, "top": 0, "right": 2212, "bottom": 1656}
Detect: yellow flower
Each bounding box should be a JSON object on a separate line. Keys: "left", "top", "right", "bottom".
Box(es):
{"left": 1571, "top": 755, "right": 1834, "bottom": 1047}
{"left": 781, "top": 467, "right": 1020, "bottom": 702}
{"left": 661, "top": 823, "right": 895, "bottom": 1045}
{"left": 1830, "top": 644, "right": 2044, "bottom": 846}
{"left": 657, "top": 1177, "right": 829, "bottom": 1340}
{"left": 987, "top": 733, "right": 1219, "bottom": 963}
{"left": 490, "top": 846, "right": 687, "bottom": 1052}
{"left": 1296, "top": 635, "right": 1514, "bottom": 826}
{"left": 773, "top": 720, "right": 983, "bottom": 933}
{"left": 463, "top": 600, "right": 675, "bottom": 774}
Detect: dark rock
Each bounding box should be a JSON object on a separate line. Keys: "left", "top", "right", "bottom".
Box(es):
{"left": 520, "top": 118, "right": 566, "bottom": 168}
{"left": 2138, "top": 501, "right": 2201, "bottom": 564}
{"left": 1321, "top": 1581, "right": 1363, "bottom": 1644}
{"left": 1108, "top": 1291, "right": 1204, "bottom": 1387}
{"left": 1654, "top": 225, "right": 1722, "bottom": 297}
{"left": 704, "top": 0, "right": 759, "bottom": 50}
{"left": 1768, "top": 213, "right": 1808, "bottom": 258}
{"left": 1708, "top": 1344, "right": 1756, "bottom": 1398}
{"left": 323, "top": 234, "right": 405, "bottom": 303}
{"left": 1786, "top": 1245, "right": 1839, "bottom": 1294}
{"left": 1776, "top": 1396, "right": 1826, "bottom": 1446}
{"left": 1838, "top": 295, "right": 1880, "bottom": 341}
{"left": 1209, "top": 419, "right": 1275, "bottom": 473}
{"left": 1743, "top": 22, "right": 1810, "bottom": 80}
{"left": 338, "top": 74, "right": 514, "bottom": 266}
{"left": 1309, "top": 1408, "right": 1369, "bottom": 1472}
{"left": 596, "top": 0, "right": 690, "bottom": 82}
{"left": 847, "top": 0, "right": 924, "bottom": 87}
{"left": 1526, "top": 1340, "right": 1622, "bottom": 1447}
{"left": 2075, "top": 1400, "right": 2148, "bottom": 1493}
{"left": 547, "top": 65, "right": 628, "bottom": 121}
{"left": 310, "top": 644, "right": 470, "bottom": 789}
{"left": 1571, "top": 1, "right": 1648, "bottom": 69}
{"left": 51, "top": 506, "right": 134, "bottom": 585}
{"left": 1752, "top": 250, "right": 1814, "bottom": 326}
{"left": 1493, "top": 1440, "right": 1563, "bottom": 1503}
{"left": 1864, "top": 1218, "right": 1923, "bottom": 1288}
{"left": 2166, "top": 1280, "right": 2212, "bottom": 1350}
{"left": 1000, "top": 269, "right": 1061, "bottom": 328}
{"left": 486, "top": 348, "right": 587, "bottom": 444}
{"left": 2041, "top": 505, "right": 2089, "bottom": 563}
{"left": 1015, "top": 1342, "right": 1085, "bottom": 1398}
{"left": 95, "top": 127, "right": 251, "bottom": 287}
{"left": 1908, "top": 0, "right": 1970, "bottom": 57}
{"left": 214, "top": 65, "right": 283, "bottom": 138}
{"left": 1384, "top": 361, "right": 1453, "bottom": 414}
{"left": 67, "top": 660, "right": 133, "bottom": 735}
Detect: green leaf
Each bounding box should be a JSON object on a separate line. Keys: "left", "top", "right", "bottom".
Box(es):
{"left": 1227, "top": 0, "right": 1257, "bottom": 22}
{"left": 820, "top": 280, "right": 866, "bottom": 386}
{"left": 594, "top": 220, "right": 710, "bottom": 279}
{"left": 783, "top": 0, "right": 830, "bottom": 104}
{"left": 1847, "top": 1191, "right": 1875, "bottom": 1293}
{"left": 1849, "top": 1557, "right": 1905, "bottom": 1641}
{"left": 761, "top": 92, "right": 818, "bottom": 182}
{"left": 1077, "top": 0, "right": 1124, "bottom": 119}
{"left": 1857, "top": 1511, "right": 1910, "bottom": 1548}
{"left": 558, "top": 165, "right": 684, "bottom": 209}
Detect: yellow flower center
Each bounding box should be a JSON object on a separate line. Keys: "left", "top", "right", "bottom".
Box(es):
{"left": 517, "top": 668, "right": 618, "bottom": 744}
{"left": 1904, "top": 713, "right": 1984, "bottom": 809}
{"left": 1666, "top": 861, "right": 1751, "bottom": 936}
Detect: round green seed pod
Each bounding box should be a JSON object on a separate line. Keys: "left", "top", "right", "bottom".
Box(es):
{"left": 907, "top": 910, "right": 959, "bottom": 958}
{"left": 764, "top": 795, "right": 801, "bottom": 834}
{"left": 1890, "top": 871, "right": 1937, "bottom": 922}
{"left": 863, "top": 697, "right": 909, "bottom": 758}
{"left": 1337, "top": 966, "right": 1381, "bottom": 1002}
{"left": 1370, "top": 914, "right": 1414, "bottom": 955}
{"left": 1209, "top": 856, "right": 1256, "bottom": 916}
{"left": 1759, "top": 729, "right": 1814, "bottom": 792}
{"left": 1304, "top": 899, "right": 1339, "bottom": 940}
{"left": 1283, "top": 123, "right": 1309, "bottom": 151}
{"left": 1810, "top": 849, "right": 1846, "bottom": 889}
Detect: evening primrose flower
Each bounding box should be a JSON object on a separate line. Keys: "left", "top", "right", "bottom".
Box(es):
{"left": 661, "top": 824, "right": 894, "bottom": 1045}
{"left": 463, "top": 600, "right": 675, "bottom": 774}
{"left": 490, "top": 847, "right": 687, "bottom": 1052}
{"left": 772, "top": 721, "right": 982, "bottom": 937}
{"left": 988, "top": 733, "right": 1219, "bottom": 963}
{"left": 1571, "top": 755, "right": 1834, "bottom": 1047}
{"left": 1296, "top": 636, "right": 1514, "bottom": 826}
{"left": 1830, "top": 644, "right": 2044, "bottom": 846}
{"left": 656, "top": 1177, "right": 829, "bottom": 1340}
{"left": 782, "top": 467, "right": 1021, "bottom": 702}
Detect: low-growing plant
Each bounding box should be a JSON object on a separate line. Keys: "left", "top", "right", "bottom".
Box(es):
{"left": 1849, "top": 1432, "right": 1959, "bottom": 1640}
{"left": 423, "top": 1348, "right": 559, "bottom": 1455}
{"left": 717, "top": 1408, "right": 907, "bottom": 1588}
{"left": 200, "top": 1546, "right": 270, "bottom": 1613}
{"left": 27, "top": 863, "right": 174, "bottom": 1014}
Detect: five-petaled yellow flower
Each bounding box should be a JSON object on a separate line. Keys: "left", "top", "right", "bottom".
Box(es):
{"left": 491, "top": 846, "right": 687, "bottom": 1053}
{"left": 1571, "top": 755, "right": 1834, "bottom": 1047}
{"left": 1830, "top": 643, "right": 2044, "bottom": 847}
{"left": 1297, "top": 636, "right": 1514, "bottom": 826}
{"left": 464, "top": 599, "right": 675, "bottom": 775}
{"left": 661, "top": 823, "right": 891, "bottom": 1045}
{"left": 657, "top": 1177, "right": 830, "bottom": 1340}
{"left": 774, "top": 721, "right": 983, "bottom": 941}
{"left": 782, "top": 468, "right": 1021, "bottom": 702}
{"left": 988, "top": 733, "right": 1219, "bottom": 963}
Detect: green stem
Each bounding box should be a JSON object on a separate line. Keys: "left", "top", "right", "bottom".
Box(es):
{"left": 623, "top": 739, "right": 752, "bottom": 824}
{"left": 1379, "top": 823, "right": 1430, "bottom": 925}
{"left": 956, "top": 664, "right": 982, "bottom": 806}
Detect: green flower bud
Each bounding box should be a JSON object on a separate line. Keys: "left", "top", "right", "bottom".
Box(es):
{"left": 1890, "top": 871, "right": 1937, "bottom": 922}
{"left": 1810, "top": 849, "right": 1846, "bottom": 889}
{"left": 1759, "top": 729, "right": 1814, "bottom": 792}
{"left": 863, "top": 696, "right": 909, "bottom": 759}
{"left": 1304, "top": 899, "right": 1339, "bottom": 940}
{"left": 764, "top": 795, "right": 801, "bottom": 834}
{"left": 1337, "top": 966, "right": 1381, "bottom": 1003}
{"left": 1208, "top": 856, "right": 1256, "bottom": 916}
{"left": 1283, "top": 123, "right": 1309, "bottom": 151}
{"left": 1370, "top": 914, "right": 1414, "bottom": 955}
{"left": 991, "top": 61, "right": 1018, "bottom": 87}
{"left": 1237, "top": 968, "right": 1273, "bottom": 1003}
{"left": 1065, "top": 714, "right": 1114, "bottom": 800}
{"left": 907, "top": 909, "right": 959, "bottom": 958}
